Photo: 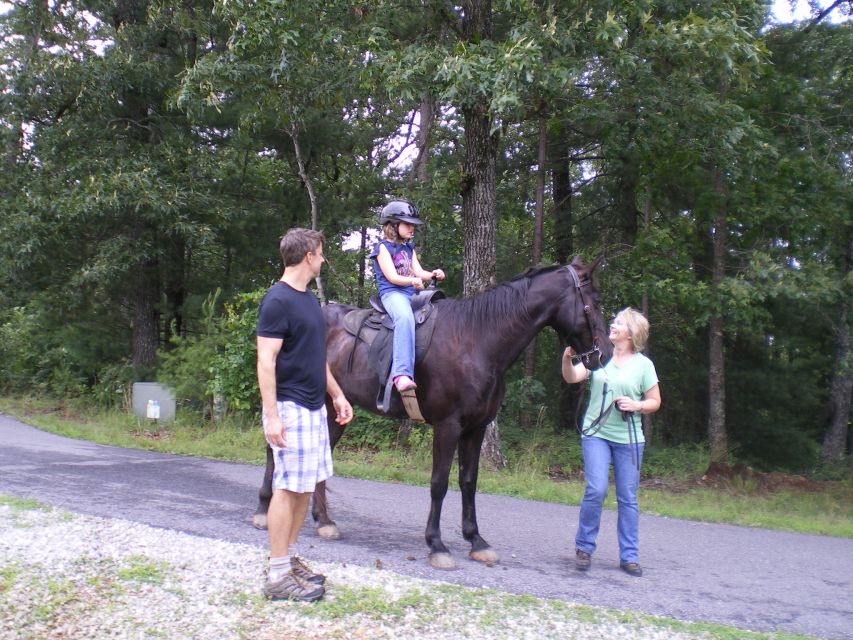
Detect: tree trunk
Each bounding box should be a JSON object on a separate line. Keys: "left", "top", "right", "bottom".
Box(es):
{"left": 522, "top": 115, "right": 547, "bottom": 429}
{"left": 163, "top": 236, "right": 187, "bottom": 345}
{"left": 820, "top": 235, "right": 853, "bottom": 466}
{"left": 408, "top": 93, "right": 435, "bottom": 188}
{"left": 288, "top": 123, "right": 326, "bottom": 302}
{"left": 707, "top": 167, "right": 728, "bottom": 465}
{"left": 641, "top": 190, "right": 653, "bottom": 443}
{"left": 460, "top": 0, "right": 505, "bottom": 468}
{"left": 551, "top": 133, "right": 576, "bottom": 428}
{"left": 461, "top": 102, "right": 497, "bottom": 296}
{"left": 357, "top": 225, "right": 367, "bottom": 308}
{"left": 551, "top": 135, "right": 573, "bottom": 264}
{"left": 131, "top": 257, "right": 160, "bottom": 373}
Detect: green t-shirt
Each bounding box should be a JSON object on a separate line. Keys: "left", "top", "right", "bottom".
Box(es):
{"left": 581, "top": 353, "right": 658, "bottom": 444}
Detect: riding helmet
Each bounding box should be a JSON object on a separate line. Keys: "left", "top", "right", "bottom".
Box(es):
{"left": 379, "top": 199, "right": 423, "bottom": 226}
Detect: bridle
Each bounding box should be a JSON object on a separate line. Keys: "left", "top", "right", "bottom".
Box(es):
{"left": 565, "top": 265, "right": 603, "bottom": 370}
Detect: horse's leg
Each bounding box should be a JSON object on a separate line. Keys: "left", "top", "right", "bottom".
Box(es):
{"left": 425, "top": 420, "right": 461, "bottom": 570}
{"left": 311, "top": 399, "right": 347, "bottom": 539}
{"left": 252, "top": 444, "right": 274, "bottom": 530}
{"left": 253, "top": 401, "right": 344, "bottom": 534}
{"left": 458, "top": 424, "right": 499, "bottom": 565}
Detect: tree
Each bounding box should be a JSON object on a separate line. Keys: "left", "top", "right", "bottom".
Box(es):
{"left": 756, "top": 21, "right": 853, "bottom": 469}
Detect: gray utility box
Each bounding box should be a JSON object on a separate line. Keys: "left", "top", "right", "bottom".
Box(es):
{"left": 131, "top": 382, "right": 176, "bottom": 423}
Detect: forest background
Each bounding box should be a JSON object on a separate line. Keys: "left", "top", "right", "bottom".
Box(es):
{"left": 0, "top": 0, "right": 850, "bottom": 480}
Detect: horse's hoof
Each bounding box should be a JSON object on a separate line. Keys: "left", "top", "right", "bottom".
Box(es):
{"left": 469, "top": 548, "right": 499, "bottom": 566}
{"left": 429, "top": 552, "right": 456, "bottom": 570}
{"left": 316, "top": 524, "right": 341, "bottom": 540}
{"left": 252, "top": 513, "right": 268, "bottom": 530}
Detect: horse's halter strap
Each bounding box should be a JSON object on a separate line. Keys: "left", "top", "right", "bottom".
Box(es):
{"left": 565, "top": 265, "right": 602, "bottom": 370}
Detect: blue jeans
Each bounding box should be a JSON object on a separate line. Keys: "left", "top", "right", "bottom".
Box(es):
{"left": 575, "top": 436, "right": 644, "bottom": 564}
{"left": 381, "top": 290, "right": 415, "bottom": 380}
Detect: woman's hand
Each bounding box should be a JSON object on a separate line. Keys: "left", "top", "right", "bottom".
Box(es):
{"left": 561, "top": 346, "right": 589, "bottom": 383}
{"left": 431, "top": 269, "right": 445, "bottom": 281}
{"left": 411, "top": 277, "right": 424, "bottom": 290}
{"left": 616, "top": 396, "right": 643, "bottom": 414}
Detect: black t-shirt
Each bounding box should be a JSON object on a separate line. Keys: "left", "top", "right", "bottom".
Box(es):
{"left": 256, "top": 281, "right": 326, "bottom": 410}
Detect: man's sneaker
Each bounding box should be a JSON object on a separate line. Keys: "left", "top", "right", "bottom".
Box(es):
{"left": 575, "top": 550, "right": 591, "bottom": 571}
{"left": 291, "top": 556, "right": 326, "bottom": 585}
{"left": 620, "top": 562, "right": 643, "bottom": 577}
{"left": 263, "top": 569, "right": 325, "bottom": 602}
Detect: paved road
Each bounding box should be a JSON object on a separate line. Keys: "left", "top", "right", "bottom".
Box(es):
{"left": 1, "top": 415, "right": 851, "bottom": 639}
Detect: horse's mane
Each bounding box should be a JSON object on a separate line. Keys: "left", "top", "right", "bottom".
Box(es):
{"left": 440, "top": 264, "right": 564, "bottom": 331}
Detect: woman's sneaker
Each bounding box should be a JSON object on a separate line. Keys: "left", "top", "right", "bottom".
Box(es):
{"left": 575, "top": 550, "right": 591, "bottom": 571}
{"left": 263, "top": 569, "right": 325, "bottom": 602}
{"left": 291, "top": 556, "right": 326, "bottom": 585}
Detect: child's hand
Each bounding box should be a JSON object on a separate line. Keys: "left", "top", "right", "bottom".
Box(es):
{"left": 431, "top": 269, "right": 445, "bottom": 281}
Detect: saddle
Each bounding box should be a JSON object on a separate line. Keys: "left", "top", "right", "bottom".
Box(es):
{"left": 342, "top": 287, "right": 445, "bottom": 422}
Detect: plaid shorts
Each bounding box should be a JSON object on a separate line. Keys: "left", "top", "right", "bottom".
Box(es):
{"left": 263, "top": 401, "right": 333, "bottom": 493}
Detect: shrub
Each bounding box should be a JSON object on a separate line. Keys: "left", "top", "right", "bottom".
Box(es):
{"left": 207, "top": 289, "right": 265, "bottom": 415}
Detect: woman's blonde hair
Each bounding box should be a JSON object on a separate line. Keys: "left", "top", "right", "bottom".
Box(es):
{"left": 616, "top": 307, "right": 650, "bottom": 352}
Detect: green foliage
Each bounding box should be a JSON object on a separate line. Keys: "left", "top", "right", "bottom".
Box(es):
{"left": 207, "top": 289, "right": 266, "bottom": 414}
{"left": 643, "top": 443, "right": 711, "bottom": 479}
{"left": 0, "top": 305, "right": 86, "bottom": 397}
{"left": 500, "top": 376, "right": 548, "bottom": 430}
{"left": 336, "top": 409, "right": 400, "bottom": 451}
{"left": 156, "top": 288, "right": 267, "bottom": 417}
{"left": 156, "top": 293, "right": 223, "bottom": 413}
{"left": 89, "top": 362, "right": 136, "bottom": 410}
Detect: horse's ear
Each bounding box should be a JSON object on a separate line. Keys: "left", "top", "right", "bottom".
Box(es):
{"left": 590, "top": 254, "right": 605, "bottom": 272}
{"left": 569, "top": 255, "right": 605, "bottom": 272}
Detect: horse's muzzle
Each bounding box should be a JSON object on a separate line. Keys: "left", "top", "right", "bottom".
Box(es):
{"left": 571, "top": 343, "right": 603, "bottom": 370}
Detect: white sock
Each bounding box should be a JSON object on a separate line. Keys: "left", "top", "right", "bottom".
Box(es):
{"left": 268, "top": 555, "right": 290, "bottom": 582}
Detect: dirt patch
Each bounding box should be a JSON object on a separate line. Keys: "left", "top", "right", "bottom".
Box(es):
{"left": 549, "top": 461, "right": 837, "bottom": 495}
{"left": 692, "top": 462, "right": 830, "bottom": 494}
{"left": 133, "top": 429, "right": 170, "bottom": 441}
{"left": 547, "top": 464, "right": 583, "bottom": 482}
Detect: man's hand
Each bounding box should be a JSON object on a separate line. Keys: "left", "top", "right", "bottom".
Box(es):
{"left": 332, "top": 394, "right": 353, "bottom": 426}
{"left": 265, "top": 414, "right": 286, "bottom": 448}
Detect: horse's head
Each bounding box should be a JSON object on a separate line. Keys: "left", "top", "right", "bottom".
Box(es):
{"left": 552, "top": 255, "right": 611, "bottom": 370}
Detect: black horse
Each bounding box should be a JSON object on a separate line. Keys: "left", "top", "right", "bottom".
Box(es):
{"left": 253, "top": 256, "right": 610, "bottom": 570}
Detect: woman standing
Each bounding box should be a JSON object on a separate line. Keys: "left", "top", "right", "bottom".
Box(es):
{"left": 562, "top": 308, "right": 661, "bottom": 577}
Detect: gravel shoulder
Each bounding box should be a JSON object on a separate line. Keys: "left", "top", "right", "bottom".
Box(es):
{"left": 2, "top": 415, "right": 851, "bottom": 640}
{"left": 0, "top": 501, "right": 804, "bottom": 640}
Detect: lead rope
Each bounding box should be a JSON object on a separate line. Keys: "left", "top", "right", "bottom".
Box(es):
{"left": 577, "top": 379, "right": 642, "bottom": 471}
{"left": 624, "top": 410, "right": 641, "bottom": 471}
{"left": 577, "top": 382, "right": 616, "bottom": 437}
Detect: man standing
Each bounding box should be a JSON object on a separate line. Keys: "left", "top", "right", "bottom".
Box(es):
{"left": 256, "top": 228, "right": 353, "bottom": 602}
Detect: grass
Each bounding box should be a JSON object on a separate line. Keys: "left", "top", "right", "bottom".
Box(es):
{"left": 116, "top": 556, "right": 168, "bottom": 585}
{"left": 0, "top": 495, "right": 51, "bottom": 512}
{"left": 0, "top": 565, "right": 19, "bottom": 594}
{"left": 1, "top": 394, "right": 851, "bottom": 538}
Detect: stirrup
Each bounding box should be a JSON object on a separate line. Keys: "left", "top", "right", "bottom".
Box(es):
{"left": 399, "top": 388, "right": 425, "bottom": 423}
